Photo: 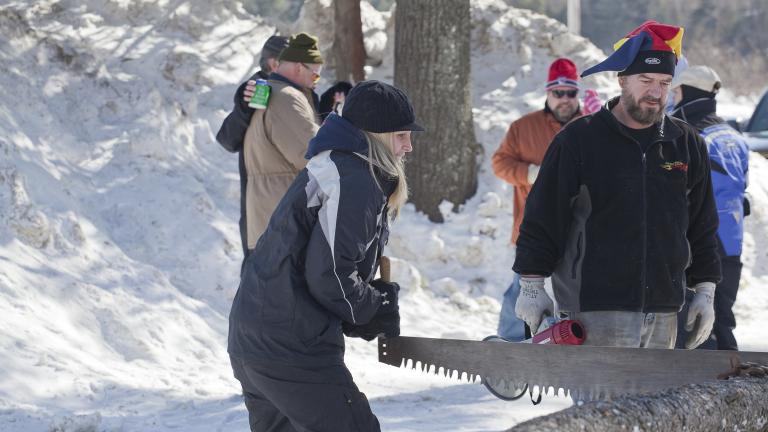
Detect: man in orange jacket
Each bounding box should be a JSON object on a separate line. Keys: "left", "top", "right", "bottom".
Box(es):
{"left": 492, "top": 58, "right": 588, "bottom": 341}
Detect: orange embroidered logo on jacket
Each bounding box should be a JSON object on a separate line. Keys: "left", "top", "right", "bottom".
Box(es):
{"left": 660, "top": 161, "right": 688, "bottom": 172}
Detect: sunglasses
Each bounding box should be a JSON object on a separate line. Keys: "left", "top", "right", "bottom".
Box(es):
{"left": 301, "top": 63, "right": 322, "bottom": 83}
{"left": 551, "top": 89, "right": 579, "bottom": 99}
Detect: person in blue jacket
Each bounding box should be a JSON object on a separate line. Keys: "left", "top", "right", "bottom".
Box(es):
{"left": 671, "top": 65, "right": 750, "bottom": 351}
{"left": 228, "top": 80, "right": 423, "bottom": 432}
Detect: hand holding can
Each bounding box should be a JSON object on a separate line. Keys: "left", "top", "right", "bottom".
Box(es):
{"left": 242, "top": 80, "right": 256, "bottom": 102}
{"left": 248, "top": 79, "right": 271, "bottom": 109}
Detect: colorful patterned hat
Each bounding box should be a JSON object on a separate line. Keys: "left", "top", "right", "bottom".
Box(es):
{"left": 581, "top": 21, "right": 683, "bottom": 78}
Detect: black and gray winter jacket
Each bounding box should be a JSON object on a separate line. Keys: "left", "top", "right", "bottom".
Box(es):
{"left": 513, "top": 97, "right": 721, "bottom": 314}
{"left": 228, "top": 113, "right": 394, "bottom": 366}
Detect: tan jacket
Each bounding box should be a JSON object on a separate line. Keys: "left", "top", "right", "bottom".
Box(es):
{"left": 243, "top": 78, "right": 319, "bottom": 248}
{"left": 492, "top": 109, "right": 568, "bottom": 244}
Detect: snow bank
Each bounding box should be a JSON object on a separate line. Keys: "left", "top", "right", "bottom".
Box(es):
{"left": 0, "top": 1, "right": 273, "bottom": 429}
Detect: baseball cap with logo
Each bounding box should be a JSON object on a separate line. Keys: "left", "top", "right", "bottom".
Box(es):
{"left": 671, "top": 65, "right": 721, "bottom": 93}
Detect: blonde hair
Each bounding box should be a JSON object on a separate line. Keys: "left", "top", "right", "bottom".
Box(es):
{"left": 363, "top": 131, "right": 408, "bottom": 219}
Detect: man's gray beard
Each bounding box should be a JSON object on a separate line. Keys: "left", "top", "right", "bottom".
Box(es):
{"left": 552, "top": 104, "right": 579, "bottom": 123}
{"left": 622, "top": 89, "right": 664, "bottom": 125}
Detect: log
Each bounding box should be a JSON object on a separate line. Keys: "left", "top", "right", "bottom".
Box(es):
{"left": 509, "top": 376, "right": 768, "bottom": 432}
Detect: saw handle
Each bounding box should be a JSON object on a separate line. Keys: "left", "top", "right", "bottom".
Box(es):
{"left": 379, "top": 256, "right": 391, "bottom": 282}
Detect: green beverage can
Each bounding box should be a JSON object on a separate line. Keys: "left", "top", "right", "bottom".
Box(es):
{"left": 249, "top": 79, "right": 270, "bottom": 109}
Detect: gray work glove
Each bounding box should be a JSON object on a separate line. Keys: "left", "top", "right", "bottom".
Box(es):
{"left": 514, "top": 276, "right": 553, "bottom": 334}
{"left": 684, "top": 282, "right": 716, "bottom": 349}
{"left": 527, "top": 164, "right": 540, "bottom": 185}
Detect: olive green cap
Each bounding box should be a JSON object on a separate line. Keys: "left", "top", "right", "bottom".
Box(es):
{"left": 278, "top": 32, "right": 324, "bottom": 64}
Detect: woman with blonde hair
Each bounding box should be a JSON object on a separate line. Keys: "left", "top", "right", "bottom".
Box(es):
{"left": 228, "top": 80, "right": 423, "bottom": 432}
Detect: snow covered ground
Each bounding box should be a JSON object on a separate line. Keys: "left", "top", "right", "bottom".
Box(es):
{"left": 0, "top": 1, "right": 766, "bottom": 431}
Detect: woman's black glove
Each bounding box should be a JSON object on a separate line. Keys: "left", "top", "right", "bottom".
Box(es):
{"left": 343, "top": 280, "right": 400, "bottom": 341}
{"left": 370, "top": 279, "right": 399, "bottom": 313}
{"left": 342, "top": 310, "right": 400, "bottom": 341}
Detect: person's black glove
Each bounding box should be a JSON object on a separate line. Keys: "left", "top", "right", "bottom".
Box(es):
{"left": 343, "top": 279, "right": 401, "bottom": 341}
{"left": 343, "top": 310, "right": 400, "bottom": 341}
{"left": 371, "top": 279, "right": 399, "bottom": 313}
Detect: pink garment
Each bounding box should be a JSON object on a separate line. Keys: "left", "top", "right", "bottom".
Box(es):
{"left": 582, "top": 89, "right": 602, "bottom": 115}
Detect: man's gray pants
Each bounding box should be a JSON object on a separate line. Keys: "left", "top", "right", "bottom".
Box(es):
{"left": 570, "top": 311, "right": 677, "bottom": 348}
{"left": 230, "top": 356, "right": 380, "bottom": 432}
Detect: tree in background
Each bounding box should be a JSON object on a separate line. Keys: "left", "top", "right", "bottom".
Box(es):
{"left": 395, "top": 0, "right": 479, "bottom": 223}
{"left": 333, "top": 0, "right": 366, "bottom": 82}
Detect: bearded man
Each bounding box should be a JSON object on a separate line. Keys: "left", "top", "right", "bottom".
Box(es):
{"left": 512, "top": 21, "right": 721, "bottom": 350}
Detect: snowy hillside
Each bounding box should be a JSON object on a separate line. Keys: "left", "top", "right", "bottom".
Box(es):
{"left": 0, "top": 1, "right": 766, "bottom": 431}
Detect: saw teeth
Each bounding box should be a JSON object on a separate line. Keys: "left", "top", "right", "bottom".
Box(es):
{"left": 386, "top": 344, "right": 624, "bottom": 400}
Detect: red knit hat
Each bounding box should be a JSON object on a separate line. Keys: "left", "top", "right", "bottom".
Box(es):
{"left": 546, "top": 58, "right": 579, "bottom": 90}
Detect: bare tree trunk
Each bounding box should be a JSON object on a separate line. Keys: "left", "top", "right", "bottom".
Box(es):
{"left": 510, "top": 376, "right": 768, "bottom": 432}
{"left": 332, "top": 0, "right": 366, "bottom": 83}
{"left": 394, "top": 0, "right": 479, "bottom": 222}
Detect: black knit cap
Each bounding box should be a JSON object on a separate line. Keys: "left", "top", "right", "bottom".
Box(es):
{"left": 261, "top": 35, "right": 288, "bottom": 59}
{"left": 342, "top": 80, "right": 425, "bottom": 133}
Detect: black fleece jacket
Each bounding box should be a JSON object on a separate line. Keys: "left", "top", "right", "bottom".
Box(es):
{"left": 514, "top": 97, "right": 721, "bottom": 313}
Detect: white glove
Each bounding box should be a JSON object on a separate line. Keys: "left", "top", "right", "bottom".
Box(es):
{"left": 684, "top": 282, "right": 716, "bottom": 349}
{"left": 527, "top": 164, "right": 540, "bottom": 185}
{"left": 515, "top": 276, "right": 554, "bottom": 333}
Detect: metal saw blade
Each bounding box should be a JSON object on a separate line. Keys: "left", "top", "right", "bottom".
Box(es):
{"left": 378, "top": 336, "right": 768, "bottom": 400}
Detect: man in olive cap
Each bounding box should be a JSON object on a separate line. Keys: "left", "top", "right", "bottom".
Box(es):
{"left": 217, "top": 32, "right": 324, "bottom": 261}
{"left": 216, "top": 35, "right": 289, "bottom": 261}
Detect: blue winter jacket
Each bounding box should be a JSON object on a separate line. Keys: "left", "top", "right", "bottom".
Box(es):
{"left": 228, "top": 113, "right": 395, "bottom": 366}
{"left": 672, "top": 98, "right": 749, "bottom": 256}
